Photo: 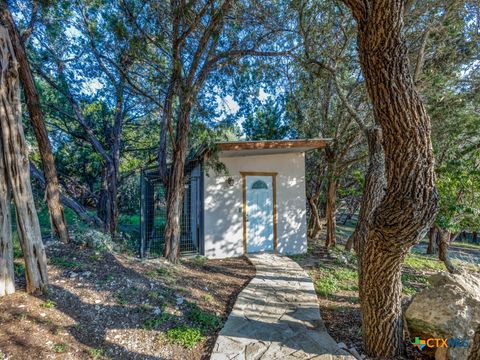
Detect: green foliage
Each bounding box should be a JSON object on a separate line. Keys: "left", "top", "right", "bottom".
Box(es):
{"left": 113, "top": 291, "right": 129, "bottom": 305}
{"left": 41, "top": 300, "right": 57, "bottom": 309}
{"left": 52, "top": 343, "right": 67, "bottom": 353}
{"left": 49, "top": 257, "right": 83, "bottom": 270}
{"left": 242, "top": 99, "right": 291, "bottom": 140}
{"left": 201, "top": 294, "right": 213, "bottom": 302}
{"left": 143, "top": 313, "right": 172, "bottom": 330}
{"left": 435, "top": 158, "right": 480, "bottom": 232}
{"left": 146, "top": 267, "right": 170, "bottom": 278}
{"left": 188, "top": 304, "right": 222, "bottom": 332}
{"left": 88, "top": 348, "right": 104, "bottom": 359}
{"left": 190, "top": 255, "right": 208, "bottom": 268}
{"left": 401, "top": 273, "right": 430, "bottom": 296}
{"left": 404, "top": 253, "right": 445, "bottom": 271}
{"left": 14, "top": 263, "right": 25, "bottom": 277}
{"left": 13, "top": 235, "right": 22, "bottom": 258}
{"left": 147, "top": 291, "right": 163, "bottom": 302}
{"left": 314, "top": 264, "right": 358, "bottom": 298}
{"left": 165, "top": 326, "right": 204, "bottom": 349}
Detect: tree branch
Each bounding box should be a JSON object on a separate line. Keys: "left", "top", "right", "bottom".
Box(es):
{"left": 20, "top": 0, "right": 38, "bottom": 42}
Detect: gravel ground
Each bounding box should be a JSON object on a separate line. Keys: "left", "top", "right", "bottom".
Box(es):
{"left": 0, "top": 241, "right": 254, "bottom": 359}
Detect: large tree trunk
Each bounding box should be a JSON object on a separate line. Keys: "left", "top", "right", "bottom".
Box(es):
{"left": 438, "top": 227, "right": 458, "bottom": 274}
{"left": 163, "top": 102, "right": 191, "bottom": 263}
{"left": 0, "top": 7, "right": 69, "bottom": 244}
{"left": 0, "top": 134, "right": 14, "bottom": 297}
{"left": 325, "top": 146, "right": 337, "bottom": 249}
{"left": 342, "top": 1, "right": 438, "bottom": 357}
{"left": 0, "top": 26, "right": 48, "bottom": 294}
{"left": 345, "top": 128, "right": 386, "bottom": 253}
{"left": 426, "top": 226, "right": 438, "bottom": 254}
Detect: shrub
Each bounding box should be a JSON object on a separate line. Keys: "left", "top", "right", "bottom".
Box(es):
{"left": 188, "top": 304, "right": 222, "bottom": 332}
{"left": 49, "top": 256, "right": 83, "bottom": 270}
{"left": 88, "top": 348, "right": 104, "bottom": 359}
{"left": 52, "top": 343, "right": 67, "bottom": 353}
{"left": 143, "top": 313, "right": 172, "bottom": 330}
{"left": 165, "top": 326, "right": 203, "bottom": 349}
{"left": 41, "top": 300, "right": 57, "bottom": 309}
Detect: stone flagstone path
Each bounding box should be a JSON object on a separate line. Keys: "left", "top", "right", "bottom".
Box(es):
{"left": 211, "top": 254, "right": 355, "bottom": 360}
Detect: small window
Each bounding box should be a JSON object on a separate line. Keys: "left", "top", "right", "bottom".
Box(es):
{"left": 251, "top": 180, "right": 268, "bottom": 189}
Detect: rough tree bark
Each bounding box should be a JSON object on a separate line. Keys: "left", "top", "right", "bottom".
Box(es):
{"left": 437, "top": 227, "right": 458, "bottom": 274}
{"left": 0, "top": 25, "right": 48, "bottom": 294}
{"left": 98, "top": 83, "right": 124, "bottom": 237}
{"left": 468, "top": 324, "right": 480, "bottom": 360}
{"left": 325, "top": 146, "right": 337, "bottom": 248}
{"left": 426, "top": 226, "right": 438, "bottom": 254}
{"left": 0, "top": 6, "right": 69, "bottom": 243}
{"left": 0, "top": 132, "right": 14, "bottom": 297}
{"left": 163, "top": 101, "right": 191, "bottom": 263}
{"left": 345, "top": 128, "right": 386, "bottom": 257}
{"left": 342, "top": 1, "right": 438, "bottom": 357}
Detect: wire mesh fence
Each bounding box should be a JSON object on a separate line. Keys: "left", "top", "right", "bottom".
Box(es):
{"left": 140, "top": 163, "right": 201, "bottom": 258}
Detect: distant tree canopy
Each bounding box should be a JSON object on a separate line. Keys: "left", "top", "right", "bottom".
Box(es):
{"left": 242, "top": 99, "right": 290, "bottom": 140}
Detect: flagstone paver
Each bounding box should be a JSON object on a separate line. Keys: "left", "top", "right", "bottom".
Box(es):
{"left": 211, "top": 254, "right": 355, "bottom": 360}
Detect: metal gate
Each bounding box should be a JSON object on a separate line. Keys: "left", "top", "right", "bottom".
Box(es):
{"left": 140, "top": 165, "right": 201, "bottom": 258}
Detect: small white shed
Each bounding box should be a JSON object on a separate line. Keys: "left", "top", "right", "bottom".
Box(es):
{"left": 200, "top": 139, "right": 327, "bottom": 259}
{"left": 140, "top": 139, "right": 328, "bottom": 259}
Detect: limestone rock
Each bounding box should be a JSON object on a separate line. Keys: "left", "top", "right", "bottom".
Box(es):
{"left": 405, "top": 270, "right": 480, "bottom": 360}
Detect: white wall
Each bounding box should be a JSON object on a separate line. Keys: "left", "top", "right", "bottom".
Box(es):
{"left": 203, "top": 152, "right": 307, "bottom": 258}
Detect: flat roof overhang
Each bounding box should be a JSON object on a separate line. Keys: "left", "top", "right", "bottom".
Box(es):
{"left": 214, "top": 138, "right": 330, "bottom": 157}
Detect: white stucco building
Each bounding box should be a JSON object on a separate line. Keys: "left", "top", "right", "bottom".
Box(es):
{"left": 140, "top": 139, "right": 328, "bottom": 259}
{"left": 200, "top": 139, "right": 327, "bottom": 258}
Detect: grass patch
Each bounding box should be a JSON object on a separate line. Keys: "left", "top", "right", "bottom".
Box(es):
{"left": 404, "top": 253, "right": 445, "bottom": 271}
{"left": 143, "top": 313, "right": 172, "bottom": 330}
{"left": 147, "top": 267, "right": 170, "bottom": 278}
{"left": 201, "top": 294, "right": 213, "bottom": 302}
{"left": 41, "top": 300, "right": 57, "bottom": 309}
{"left": 147, "top": 291, "right": 164, "bottom": 302}
{"left": 113, "top": 291, "right": 129, "bottom": 305}
{"left": 88, "top": 348, "right": 104, "bottom": 359}
{"left": 314, "top": 264, "right": 358, "bottom": 298}
{"left": 165, "top": 326, "right": 203, "bottom": 349}
{"left": 402, "top": 285, "right": 418, "bottom": 296}
{"left": 99, "top": 275, "right": 114, "bottom": 284}
{"left": 118, "top": 214, "right": 140, "bottom": 226}
{"left": 452, "top": 241, "right": 480, "bottom": 250}
{"left": 49, "top": 256, "right": 83, "bottom": 270}
{"left": 188, "top": 304, "right": 222, "bottom": 332}
{"left": 89, "top": 253, "right": 102, "bottom": 262}
{"left": 52, "top": 343, "right": 67, "bottom": 353}
{"left": 191, "top": 256, "right": 208, "bottom": 267}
